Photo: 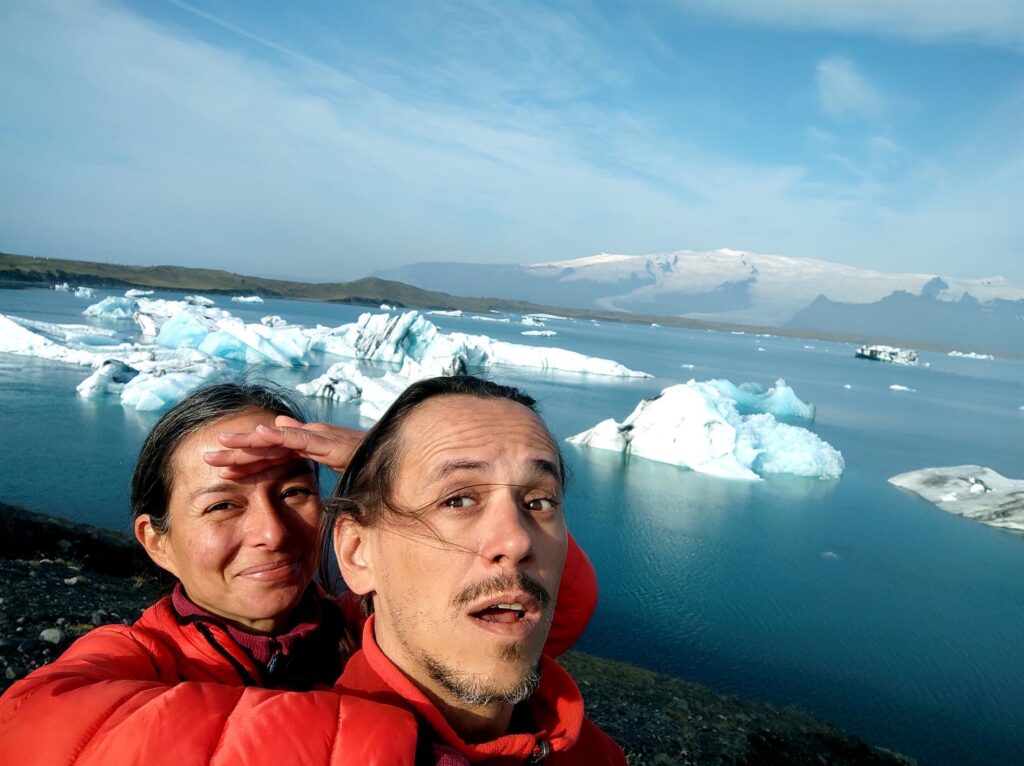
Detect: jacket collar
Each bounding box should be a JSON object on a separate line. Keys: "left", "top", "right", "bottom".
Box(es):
{"left": 339, "top": 615, "right": 585, "bottom": 761}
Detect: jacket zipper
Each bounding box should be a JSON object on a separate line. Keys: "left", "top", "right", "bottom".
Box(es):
{"left": 529, "top": 739, "right": 551, "bottom": 763}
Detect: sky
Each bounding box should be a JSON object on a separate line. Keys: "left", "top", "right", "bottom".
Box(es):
{"left": 1, "top": 0, "right": 1022, "bottom": 282}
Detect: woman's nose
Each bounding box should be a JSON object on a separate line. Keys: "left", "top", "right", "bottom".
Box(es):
{"left": 247, "top": 495, "right": 288, "bottom": 548}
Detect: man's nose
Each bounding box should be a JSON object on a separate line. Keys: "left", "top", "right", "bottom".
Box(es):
{"left": 480, "top": 490, "right": 534, "bottom": 566}
{"left": 247, "top": 494, "right": 288, "bottom": 548}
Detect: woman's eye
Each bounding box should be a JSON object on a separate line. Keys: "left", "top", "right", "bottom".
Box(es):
{"left": 281, "top": 486, "right": 314, "bottom": 500}
{"left": 443, "top": 495, "right": 477, "bottom": 509}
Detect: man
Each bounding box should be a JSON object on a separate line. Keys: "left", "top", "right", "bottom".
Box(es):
{"left": 330, "top": 375, "right": 625, "bottom": 763}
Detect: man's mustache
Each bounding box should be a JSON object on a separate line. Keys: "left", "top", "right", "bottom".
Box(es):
{"left": 452, "top": 571, "right": 552, "bottom": 611}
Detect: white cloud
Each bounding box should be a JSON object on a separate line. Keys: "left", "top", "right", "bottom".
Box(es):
{"left": 816, "top": 56, "right": 885, "bottom": 121}
{"left": 680, "top": 0, "right": 1024, "bottom": 49}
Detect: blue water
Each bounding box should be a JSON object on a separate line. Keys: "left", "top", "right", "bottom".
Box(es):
{"left": 2, "top": 287, "right": 1023, "bottom": 764}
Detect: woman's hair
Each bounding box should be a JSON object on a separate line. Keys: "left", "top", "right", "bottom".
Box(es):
{"left": 131, "top": 381, "right": 309, "bottom": 534}
{"left": 319, "top": 374, "right": 562, "bottom": 587}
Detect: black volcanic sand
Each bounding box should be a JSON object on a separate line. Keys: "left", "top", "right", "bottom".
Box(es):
{"left": 0, "top": 504, "right": 913, "bottom": 765}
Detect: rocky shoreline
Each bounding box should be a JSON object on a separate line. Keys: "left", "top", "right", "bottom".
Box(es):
{"left": 0, "top": 503, "right": 912, "bottom": 765}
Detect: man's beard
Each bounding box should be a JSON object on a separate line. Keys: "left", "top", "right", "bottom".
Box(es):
{"left": 424, "top": 654, "right": 542, "bottom": 706}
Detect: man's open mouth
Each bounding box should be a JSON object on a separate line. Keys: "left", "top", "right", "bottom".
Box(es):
{"left": 470, "top": 602, "right": 528, "bottom": 623}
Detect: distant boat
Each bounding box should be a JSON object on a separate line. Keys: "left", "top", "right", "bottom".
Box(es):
{"left": 855, "top": 344, "right": 925, "bottom": 366}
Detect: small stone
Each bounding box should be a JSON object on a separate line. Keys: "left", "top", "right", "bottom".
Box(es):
{"left": 5, "top": 666, "right": 17, "bottom": 680}
{"left": 39, "top": 628, "right": 64, "bottom": 645}
{"left": 63, "top": 577, "right": 79, "bottom": 585}
{"left": 56, "top": 617, "right": 65, "bottom": 625}
{"left": 91, "top": 611, "right": 106, "bottom": 626}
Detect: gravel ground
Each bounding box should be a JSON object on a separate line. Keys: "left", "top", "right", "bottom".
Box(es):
{"left": 0, "top": 505, "right": 913, "bottom": 765}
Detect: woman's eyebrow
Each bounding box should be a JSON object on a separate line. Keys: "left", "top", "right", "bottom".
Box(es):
{"left": 189, "top": 461, "right": 315, "bottom": 500}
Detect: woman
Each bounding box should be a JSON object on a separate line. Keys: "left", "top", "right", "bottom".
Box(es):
{"left": 0, "top": 381, "right": 597, "bottom": 764}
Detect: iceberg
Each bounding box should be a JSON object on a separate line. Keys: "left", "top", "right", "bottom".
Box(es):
{"left": 185, "top": 295, "right": 215, "bottom": 307}
{"left": 73, "top": 287, "right": 96, "bottom": 299}
{"left": 0, "top": 314, "right": 108, "bottom": 366}
{"left": 124, "top": 289, "right": 154, "bottom": 298}
{"left": 156, "top": 312, "right": 212, "bottom": 349}
{"left": 890, "top": 384, "right": 916, "bottom": 392}
{"left": 856, "top": 344, "right": 927, "bottom": 366}
{"left": 84, "top": 296, "right": 137, "bottom": 319}
{"left": 6, "top": 316, "right": 125, "bottom": 347}
{"left": 469, "top": 315, "right": 510, "bottom": 323}
{"left": 197, "top": 318, "right": 311, "bottom": 366}
{"left": 522, "top": 330, "right": 557, "bottom": 337}
{"left": 522, "top": 316, "right": 545, "bottom": 327}
{"left": 261, "top": 315, "right": 287, "bottom": 328}
{"left": 76, "top": 360, "right": 140, "bottom": 398}
{"left": 120, "top": 369, "right": 220, "bottom": 411}
{"left": 231, "top": 295, "right": 264, "bottom": 304}
{"left": 889, "top": 466, "right": 1024, "bottom": 533}
{"left": 53, "top": 282, "right": 71, "bottom": 291}
{"left": 948, "top": 351, "right": 994, "bottom": 360}
{"left": 567, "top": 379, "right": 843, "bottom": 481}
{"left": 427, "top": 309, "right": 462, "bottom": 317}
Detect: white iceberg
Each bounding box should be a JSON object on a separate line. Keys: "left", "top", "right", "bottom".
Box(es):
{"left": 53, "top": 282, "right": 71, "bottom": 291}
{"left": 76, "top": 360, "right": 140, "bottom": 398}
{"left": 427, "top": 309, "right": 463, "bottom": 317}
{"left": 185, "top": 295, "right": 215, "bottom": 307}
{"left": 469, "top": 315, "right": 510, "bottom": 323}
{"left": 0, "top": 314, "right": 109, "bottom": 366}
{"left": 704, "top": 378, "right": 816, "bottom": 421}
{"left": 890, "top": 384, "right": 916, "bottom": 392}
{"left": 521, "top": 330, "right": 557, "bottom": 337}
{"left": 261, "top": 315, "right": 287, "bottom": 328}
{"left": 948, "top": 351, "right": 994, "bottom": 360}
{"left": 889, "top": 466, "right": 1024, "bottom": 533}
{"left": 125, "top": 289, "right": 154, "bottom": 298}
{"left": 567, "top": 379, "right": 842, "bottom": 481}
{"left": 84, "top": 296, "right": 137, "bottom": 319}
{"left": 856, "top": 344, "right": 927, "bottom": 366}
{"left": 231, "top": 295, "right": 264, "bottom": 304}
{"left": 522, "top": 316, "right": 545, "bottom": 327}
{"left": 120, "top": 369, "right": 221, "bottom": 411}
{"left": 73, "top": 286, "right": 96, "bottom": 299}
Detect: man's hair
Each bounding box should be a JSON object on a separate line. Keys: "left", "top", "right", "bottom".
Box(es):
{"left": 131, "top": 381, "right": 309, "bottom": 534}
{"left": 319, "top": 374, "right": 562, "bottom": 587}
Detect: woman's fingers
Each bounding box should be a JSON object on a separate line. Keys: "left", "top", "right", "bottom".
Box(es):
{"left": 205, "top": 421, "right": 365, "bottom": 477}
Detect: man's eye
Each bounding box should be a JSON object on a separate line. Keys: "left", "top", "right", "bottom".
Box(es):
{"left": 524, "top": 497, "right": 560, "bottom": 512}
{"left": 443, "top": 495, "right": 478, "bottom": 509}
{"left": 205, "top": 501, "right": 235, "bottom": 513}
{"left": 281, "top": 486, "right": 314, "bottom": 500}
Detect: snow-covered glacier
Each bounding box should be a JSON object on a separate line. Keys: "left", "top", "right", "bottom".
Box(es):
{"left": 567, "top": 379, "right": 842, "bottom": 480}
{"left": 889, "top": 466, "right": 1024, "bottom": 533}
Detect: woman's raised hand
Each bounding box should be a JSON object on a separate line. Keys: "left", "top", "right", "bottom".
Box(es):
{"left": 204, "top": 415, "right": 365, "bottom": 479}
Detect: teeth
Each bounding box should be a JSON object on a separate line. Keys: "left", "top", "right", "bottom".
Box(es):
{"left": 495, "top": 602, "right": 524, "bottom": 611}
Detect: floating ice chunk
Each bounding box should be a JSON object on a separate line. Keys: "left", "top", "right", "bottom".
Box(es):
{"left": 889, "top": 466, "right": 1024, "bottom": 533}
{"left": 0, "top": 314, "right": 106, "bottom": 366}
{"left": 156, "top": 312, "right": 212, "bottom": 349}
{"left": 125, "top": 289, "right": 154, "bottom": 298}
{"left": 948, "top": 351, "right": 994, "bottom": 360}
{"left": 198, "top": 318, "right": 311, "bottom": 366}
{"left": 469, "top": 315, "right": 510, "bottom": 323}
{"left": 856, "top": 345, "right": 926, "bottom": 366}
{"left": 7, "top": 316, "right": 124, "bottom": 347}
{"left": 76, "top": 360, "right": 139, "bottom": 398}
{"left": 651, "top": 323, "right": 660, "bottom": 327}
{"left": 120, "top": 370, "right": 215, "bottom": 411}
{"left": 480, "top": 338, "right": 649, "bottom": 377}
{"left": 681, "top": 364, "right": 695, "bottom": 369}
{"left": 890, "top": 384, "right": 916, "bottom": 392}
{"left": 53, "top": 282, "right": 71, "bottom": 291}
{"left": 261, "top": 315, "right": 287, "bottom": 328}
{"left": 821, "top": 551, "right": 839, "bottom": 560}
{"left": 380, "top": 303, "right": 397, "bottom": 311}
{"left": 231, "top": 295, "right": 264, "bottom": 304}
{"left": 297, "top": 361, "right": 362, "bottom": 402}
{"left": 804, "top": 345, "right": 815, "bottom": 350}
{"left": 527, "top": 313, "right": 568, "bottom": 321}
{"left": 843, "top": 384, "right": 852, "bottom": 389}
{"left": 757, "top": 347, "right": 765, "bottom": 352}
{"left": 185, "top": 295, "right": 215, "bottom": 307}
{"left": 521, "top": 330, "right": 557, "bottom": 337}
{"left": 522, "top": 316, "right": 545, "bottom": 327}
{"left": 427, "top": 309, "right": 462, "bottom": 317}
{"left": 73, "top": 287, "right": 96, "bottom": 299}
{"left": 703, "top": 378, "right": 816, "bottom": 421}
{"left": 568, "top": 379, "right": 842, "bottom": 481}
{"left": 84, "top": 296, "right": 137, "bottom": 319}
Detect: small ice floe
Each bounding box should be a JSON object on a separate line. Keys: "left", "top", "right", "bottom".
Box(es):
{"left": 527, "top": 313, "right": 568, "bottom": 321}
{"left": 231, "top": 295, "right": 264, "bottom": 304}
{"left": 889, "top": 465, "right": 1024, "bottom": 533}
{"left": 260, "top": 315, "right": 287, "bottom": 328}
{"left": 427, "top": 309, "right": 462, "bottom": 317}
{"left": 125, "top": 289, "right": 154, "bottom": 298}
{"left": 84, "top": 296, "right": 137, "bottom": 319}
{"left": 843, "top": 384, "right": 852, "bottom": 389}
{"left": 948, "top": 351, "right": 994, "bottom": 360}
{"left": 469, "top": 315, "right": 510, "bottom": 323}
{"left": 730, "top": 331, "right": 745, "bottom": 335}
{"left": 521, "top": 315, "right": 545, "bottom": 327}
{"left": 820, "top": 551, "right": 840, "bottom": 560}
{"left": 757, "top": 347, "right": 766, "bottom": 352}
{"left": 184, "top": 295, "right": 215, "bottom": 307}
{"left": 889, "top": 384, "right": 916, "bottom": 392}
{"left": 53, "top": 282, "right": 71, "bottom": 291}
{"left": 73, "top": 287, "right": 95, "bottom": 299}
{"left": 567, "top": 378, "right": 840, "bottom": 481}
{"left": 681, "top": 364, "right": 695, "bottom": 369}
{"left": 804, "top": 345, "right": 815, "bottom": 350}
{"left": 521, "top": 330, "right": 557, "bottom": 337}
{"left": 651, "top": 323, "right": 660, "bottom": 328}
{"left": 856, "top": 344, "right": 927, "bottom": 366}
{"left": 76, "top": 360, "right": 139, "bottom": 398}
{"left": 380, "top": 303, "right": 396, "bottom": 311}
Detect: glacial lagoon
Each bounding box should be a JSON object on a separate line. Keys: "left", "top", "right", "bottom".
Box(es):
{"left": 1, "top": 286, "right": 1023, "bottom": 764}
